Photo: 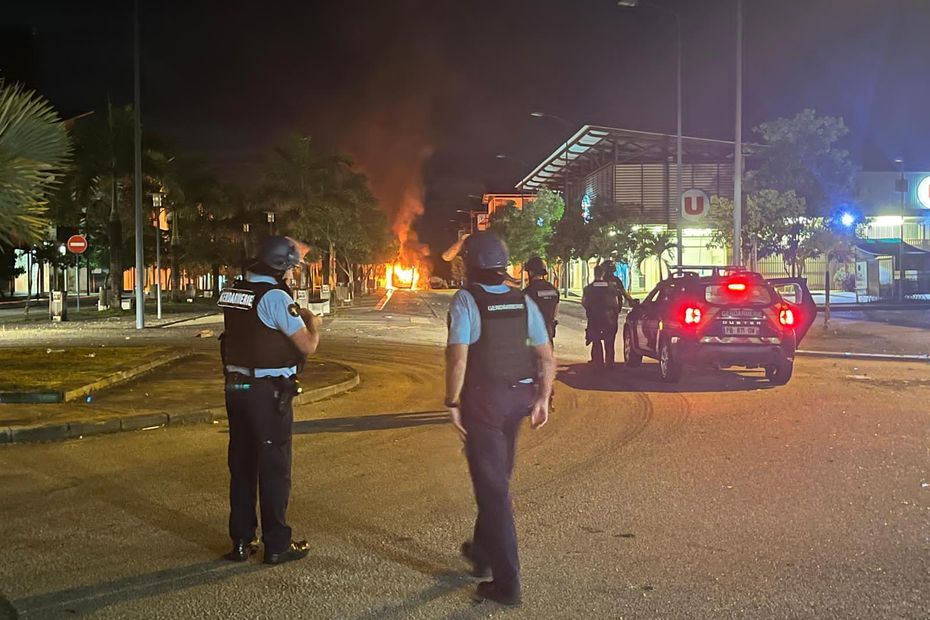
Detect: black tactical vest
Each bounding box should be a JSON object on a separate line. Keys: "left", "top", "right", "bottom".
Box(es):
{"left": 218, "top": 280, "right": 303, "bottom": 370}
{"left": 524, "top": 279, "right": 559, "bottom": 339}
{"left": 584, "top": 281, "right": 620, "bottom": 323}
{"left": 464, "top": 285, "right": 537, "bottom": 387}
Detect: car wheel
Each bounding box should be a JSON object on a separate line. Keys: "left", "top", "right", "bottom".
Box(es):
{"left": 765, "top": 361, "right": 793, "bottom": 385}
{"left": 658, "top": 338, "right": 682, "bottom": 383}
{"left": 623, "top": 327, "right": 642, "bottom": 368}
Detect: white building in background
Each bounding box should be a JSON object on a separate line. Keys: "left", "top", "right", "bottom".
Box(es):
{"left": 517, "top": 125, "right": 738, "bottom": 295}
{"left": 515, "top": 124, "right": 930, "bottom": 296}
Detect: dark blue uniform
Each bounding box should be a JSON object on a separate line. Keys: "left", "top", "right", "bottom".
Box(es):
{"left": 583, "top": 279, "right": 621, "bottom": 366}
{"left": 218, "top": 274, "right": 305, "bottom": 555}
{"left": 448, "top": 283, "right": 549, "bottom": 596}
{"left": 524, "top": 279, "right": 560, "bottom": 340}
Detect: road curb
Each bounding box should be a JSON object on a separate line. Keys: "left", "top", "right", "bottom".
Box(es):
{"left": 797, "top": 350, "right": 930, "bottom": 362}
{"left": 11, "top": 423, "right": 70, "bottom": 443}
{"left": 0, "top": 350, "right": 195, "bottom": 404}
{"left": 62, "top": 351, "right": 194, "bottom": 402}
{"left": 156, "top": 312, "right": 221, "bottom": 328}
{"left": 2, "top": 362, "right": 360, "bottom": 444}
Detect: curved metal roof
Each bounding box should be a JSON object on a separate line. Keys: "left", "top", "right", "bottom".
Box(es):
{"left": 517, "top": 124, "right": 758, "bottom": 191}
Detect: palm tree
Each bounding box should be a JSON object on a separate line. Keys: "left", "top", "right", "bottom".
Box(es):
{"left": 0, "top": 81, "right": 72, "bottom": 245}
{"left": 260, "top": 135, "right": 357, "bottom": 289}
{"left": 633, "top": 228, "right": 676, "bottom": 281}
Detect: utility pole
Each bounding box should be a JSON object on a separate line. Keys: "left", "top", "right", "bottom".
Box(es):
{"left": 153, "top": 191, "right": 163, "bottom": 319}
{"left": 733, "top": 0, "right": 743, "bottom": 267}
{"left": 896, "top": 158, "right": 906, "bottom": 302}
{"left": 133, "top": 0, "right": 145, "bottom": 329}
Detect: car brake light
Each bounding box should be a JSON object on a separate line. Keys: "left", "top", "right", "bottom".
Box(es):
{"left": 684, "top": 306, "right": 702, "bottom": 325}
{"left": 779, "top": 307, "right": 795, "bottom": 326}
{"left": 727, "top": 282, "right": 747, "bottom": 292}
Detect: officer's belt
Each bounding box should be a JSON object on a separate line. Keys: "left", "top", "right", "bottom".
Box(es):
{"left": 224, "top": 366, "right": 294, "bottom": 379}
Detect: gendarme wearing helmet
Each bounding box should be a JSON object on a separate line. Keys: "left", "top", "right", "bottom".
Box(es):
{"left": 216, "top": 234, "right": 321, "bottom": 567}
{"left": 443, "top": 230, "right": 557, "bottom": 606}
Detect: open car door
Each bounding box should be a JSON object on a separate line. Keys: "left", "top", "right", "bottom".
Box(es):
{"left": 768, "top": 277, "right": 817, "bottom": 345}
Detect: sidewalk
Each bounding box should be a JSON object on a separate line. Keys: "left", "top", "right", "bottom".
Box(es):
{"left": 0, "top": 350, "right": 359, "bottom": 443}
{"left": 803, "top": 315, "right": 930, "bottom": 357}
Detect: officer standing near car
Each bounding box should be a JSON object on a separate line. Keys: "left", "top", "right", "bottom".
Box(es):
{"left": 445, "top": 232, "right": 556, "bottom": 606}
{"left": 582, "top": 265, "right": 621, "bottom": 368}
{"left": 600, "top": 259, "right": 637, "bottom": 311}
{"left": 217, "top": 236, "right": 322, "bottom": 565}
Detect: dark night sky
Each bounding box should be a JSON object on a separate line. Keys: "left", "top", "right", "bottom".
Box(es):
{"left": 4, "top": 0, "right": 930, "bottom": 251}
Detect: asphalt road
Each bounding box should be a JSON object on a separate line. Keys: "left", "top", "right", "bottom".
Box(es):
{"left": 0, "top": 291, "right": 927, "bottom": 619}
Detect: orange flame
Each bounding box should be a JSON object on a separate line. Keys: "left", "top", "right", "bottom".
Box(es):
{"left": 386, "top": 261, "right": 421, "bottom": 290}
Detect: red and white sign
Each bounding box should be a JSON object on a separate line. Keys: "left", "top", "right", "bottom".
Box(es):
{"left": 66, "top": 234, "right": 88, "bottom": 254}
{"left": 476, "top": 213, "right": 489, "bottom": 231}
{"left": 681, "top": 189, "right": 710, "bottom": 222}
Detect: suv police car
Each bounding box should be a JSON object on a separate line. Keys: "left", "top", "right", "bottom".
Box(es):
{"left": 622, "top": 266, "right": 816, "bottom": 385}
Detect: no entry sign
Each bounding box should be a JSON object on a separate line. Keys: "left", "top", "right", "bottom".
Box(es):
{"left": 681, "top": 189, "right": 710, "bottom": 223}
{"left": 66, "top": 234, "right": 88, "bottom": 254}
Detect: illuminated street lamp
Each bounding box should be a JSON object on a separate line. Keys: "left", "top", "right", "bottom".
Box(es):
{"left": 529, "top": 112, "right": 572, "bottom": 189}
{"left": 266, "top": 211, "right": 276, "bottom": 235}
{"left": 495, "top": 152, "right": 531, "bottom": 215}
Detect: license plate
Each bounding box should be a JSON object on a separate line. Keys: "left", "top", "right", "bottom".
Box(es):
{"left": 724, "top": 326, "right": 759, "bottom": 336}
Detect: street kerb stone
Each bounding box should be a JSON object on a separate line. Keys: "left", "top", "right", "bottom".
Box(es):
{"left": 10, "top": 423, "right": 70, "bottom": 443}
{"left": 120, "top": 413, "right": 169, "bottom": 432}
{"left": 294, "top": 364, "right": 360, "bottom": 406}
{"left": 0, "top": 391, "right": 64, "bottom": 404}
{"left": 3, "top": 361, "right": 360, "bottom": 443}
{"left": 62, "top": 350, "right": 195, "bottom": 403}
{"left": 68, "top": 418, "right": 122, "bottom": 438}
{"left": 167, "top": 409, "right": 216, "bottom": 426}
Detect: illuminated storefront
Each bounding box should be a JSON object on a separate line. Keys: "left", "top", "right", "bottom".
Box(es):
{"left": 519, "top": 125, "right": 744, "bottom": 294}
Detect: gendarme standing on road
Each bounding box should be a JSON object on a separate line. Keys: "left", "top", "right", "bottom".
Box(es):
{"left": 444, "top": 232, "right": 556, "bottom": 606}
{"left": 523, "top": 256, "right": 560, "bottom": 341}
{"left": 217, "top": 236, "right": 322, "bottom": 565}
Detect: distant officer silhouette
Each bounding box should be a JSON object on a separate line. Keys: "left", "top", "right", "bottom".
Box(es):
{"left": 445, "top": 232, "right": 556, "bottom": 606}
{"left": 218, "top": 236, "right": 321, "bottom": 565}
{"left": 599, "top": 259, "right": 637, "bottom": 311}
{"left": 522, "top": 256, "right": 560, "bottom": 341}
{"left": 582, "top": 265, "right": 621, "bottom": 368}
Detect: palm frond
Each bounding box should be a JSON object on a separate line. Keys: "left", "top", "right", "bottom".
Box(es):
{"left": 0, "top": 81, "right": 72, "bottom": 244}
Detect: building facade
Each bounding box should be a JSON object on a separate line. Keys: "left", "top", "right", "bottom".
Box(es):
{"left": 519, "top": 125, "right": 739, "bottom": 294}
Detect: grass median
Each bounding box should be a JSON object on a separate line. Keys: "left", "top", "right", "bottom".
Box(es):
{"left": 0, "top": 346, "right": 176, "bottom": 392}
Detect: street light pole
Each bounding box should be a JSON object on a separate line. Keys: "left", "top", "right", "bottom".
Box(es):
{"left": 674, "top": 11, "right": 682, "bottom": 266}
{"left": 896, "top": 158, "right": 906, "bottom": 302}
{"left": 132, "top": 0, "right": 145, "bottom": 329}
{"left": 617, "top": 2, "right": 683, "bottom": 266}
{"left": 153, "top": 192, "right": 163, "bottom": 319}
{"left": 733, "top": 0, "right": 743, "bottom": 267}
{"left": 530, "top": 112, "right": 573, "bottom": 293}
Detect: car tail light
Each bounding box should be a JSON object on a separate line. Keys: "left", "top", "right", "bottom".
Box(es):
{"left": 727, "top": 282, "right": 747, "bottom": 292}
{"left": 684, "top": 306, "right": 702, "bottom": 325}
{"left": 779, "top": 307, "right": 795, "bottom": 327}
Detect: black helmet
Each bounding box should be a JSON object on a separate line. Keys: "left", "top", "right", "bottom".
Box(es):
{"left": 463, "top": 232, "right": 509, "bottom": 271}
{"left": 525, "top": 256, "right": 547, "bottom": 276}
{"left": 257, "top": 236, "right": 302, "bottom": 273}
{"left": 600, "top": 260, "right": 616, "bottom": 276}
